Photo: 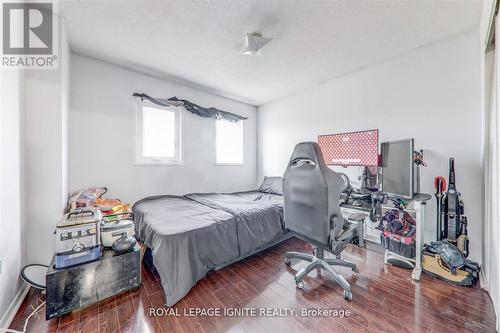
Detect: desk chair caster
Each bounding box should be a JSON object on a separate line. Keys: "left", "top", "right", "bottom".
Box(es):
{"left": 286, "top": 255, "right": 359, "bottom": 273}
{"left": 285, "top": 249, "right": 357, "bottom": 301}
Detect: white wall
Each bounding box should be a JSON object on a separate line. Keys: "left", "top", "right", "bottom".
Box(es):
{"left": 0, "top": 69, "right": 25, "bottom": 325}
{"left": 69, "top": 54, "right": 258, "bottom": 204}
{"left": 0, "top": 15, "right": 70, "bottom": 327}
{"left": 258, "top": 30, "right": 483, "bottom": 263}
{"left": 483, "top": 49, "right": 499, "bottom": 330}
{"left": 23, "top": 25, "right": 70, "bottom": 266}
{"left": 480, "top": 0, "right": 499, "bottom": 329}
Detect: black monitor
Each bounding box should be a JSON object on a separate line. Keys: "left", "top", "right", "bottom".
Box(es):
{"left": 381, "top": 139, "right": 414, "bottom": 199}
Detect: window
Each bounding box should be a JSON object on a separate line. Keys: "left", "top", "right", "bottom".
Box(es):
{"left": 215, "top": 119, "right": 243, "bottom": 165}
{"left": 135, "top": 101, "right": 181, "bottom": 165}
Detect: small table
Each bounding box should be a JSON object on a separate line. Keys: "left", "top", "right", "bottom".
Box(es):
{"left": 46, "top": 244, "right": 141, "bottom": 320}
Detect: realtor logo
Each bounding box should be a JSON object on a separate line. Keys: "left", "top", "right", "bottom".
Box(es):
{"left": 3, "top": 2, "right": 52, "bottom": 54}
{"left": 1, "top": 1, "right": 58, "bottom": 68}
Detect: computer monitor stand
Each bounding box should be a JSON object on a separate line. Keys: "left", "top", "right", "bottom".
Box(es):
{"left": 359, "top": 166, "right": 379, "bottom": 192}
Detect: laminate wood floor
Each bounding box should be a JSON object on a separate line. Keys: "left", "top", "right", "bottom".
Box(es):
{"left": 9, "top": 237, "right": 496, "bottom": 333}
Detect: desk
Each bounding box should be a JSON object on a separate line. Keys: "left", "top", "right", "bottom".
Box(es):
{"left": 341, "top": 193, "right": 431, "bottom": 281}
{"left": 340, "top": 203, "right": 378, "bottom": 244}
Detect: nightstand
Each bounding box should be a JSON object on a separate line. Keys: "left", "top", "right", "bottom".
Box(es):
{"left": 45, "top": 244, "right": 141, "bottom": 320}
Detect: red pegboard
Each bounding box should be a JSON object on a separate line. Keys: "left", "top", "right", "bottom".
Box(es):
{"left": 318, "top": 129, "right": 379, "bottom": 167}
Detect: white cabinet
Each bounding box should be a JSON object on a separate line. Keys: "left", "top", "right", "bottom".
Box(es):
{"left": 341, "top": 207, "right": 381, "bottom": 244}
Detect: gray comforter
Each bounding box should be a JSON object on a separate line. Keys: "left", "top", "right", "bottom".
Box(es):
{"left": 185, "top": 191, "right": 284, "bottom": 256}
{"left": 133, "top": 195, "right": 240, "bottom": 306}
{"left": 133, "top": 191, "right": 285, "bottom": 306}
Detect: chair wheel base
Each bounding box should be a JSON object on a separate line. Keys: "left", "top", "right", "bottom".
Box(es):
{"left": 343, "top": 290, "right": 352, "bottom": 301}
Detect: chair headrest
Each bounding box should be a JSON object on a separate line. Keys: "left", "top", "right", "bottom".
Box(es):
{"left": 288, "top": 142, "right": 326, "bottom": 168}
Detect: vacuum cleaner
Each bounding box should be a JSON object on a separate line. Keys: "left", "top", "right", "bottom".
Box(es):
{"left": 424, "top": 158, "right": 479, "bottom": 285}
{"left": 442, "top": 158, "right": 464, "bottom": 242}
{"left": 435, "top": 158, "right": 468, "bottom": 251}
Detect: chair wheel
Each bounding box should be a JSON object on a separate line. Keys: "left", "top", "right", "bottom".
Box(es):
{"left": 352, "top": 267, "right": 359, "bottom": 273}
{"left": 343, "top": 290, "right": 352, "bottom": 301}
{"left": 284, "top": 257, "right": 291, "bottom": 265}
{"left": 296, "top": 281, "right": 304, "bottom": 289}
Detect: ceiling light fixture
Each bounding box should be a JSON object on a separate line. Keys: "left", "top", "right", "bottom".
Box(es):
{"left": 239, "top": 32, "right": 272, "bottom": 55}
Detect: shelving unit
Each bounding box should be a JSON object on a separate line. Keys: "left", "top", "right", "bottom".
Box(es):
{"left": 383, "top": 194, "right": 430, "bottom": 281}
{"left": 342, "top": 193, "right": 430, "bottom": 281}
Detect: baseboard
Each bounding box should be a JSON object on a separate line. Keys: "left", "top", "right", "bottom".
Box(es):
{"left": 479, "top": 265, "right": 487, "bottom": 290}
{"left": 478, "top": 268, "right": 499, "bottom": 331}
{"left": 0, "top": 282, "right": 30, "bottom": 330}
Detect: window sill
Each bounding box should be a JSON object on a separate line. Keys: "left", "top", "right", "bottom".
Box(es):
{"left": 135, "top": 161, "right": 184, "bottom": 166}
{"left": 215, "top": 163, "right": 244, "bottom": 166}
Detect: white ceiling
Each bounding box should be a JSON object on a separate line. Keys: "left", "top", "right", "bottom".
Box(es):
{"left": 58, "top": 0, "right": 482, "bottom": 105}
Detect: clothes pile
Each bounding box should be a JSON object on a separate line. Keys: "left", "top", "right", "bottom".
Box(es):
{"left": 67, "top": 187, "right": 132, "bottom": 215}
{"left": 377, "top": 209, "right": 416, "bottom": 237}
{"left": 94, "top": 197, "right": 133, "bottom": 222}
{"left": 66, "top": 187, "right": 107, "bottom": 211}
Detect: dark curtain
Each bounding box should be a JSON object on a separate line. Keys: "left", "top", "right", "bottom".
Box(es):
{"left": 133, "top": 93, "right": 247, "bottom": 122}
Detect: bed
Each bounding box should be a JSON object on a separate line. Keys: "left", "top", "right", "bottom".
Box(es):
{"left": 132, "top": 177, "right": 287, "bottom": 306}
{"left": 185, "top": 191, "right": 284, "bottom": 257}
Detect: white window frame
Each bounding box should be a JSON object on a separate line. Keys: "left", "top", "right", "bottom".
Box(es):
{"left": 134, "top": 99, "right": 182, "bottom": 165}
{"left": 214, "top": 118, "right": 244, "bottom": 166}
